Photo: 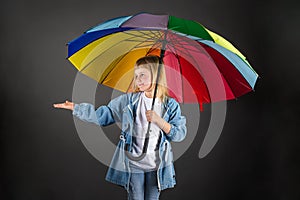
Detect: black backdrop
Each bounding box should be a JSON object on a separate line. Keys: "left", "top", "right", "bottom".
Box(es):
{"left": 1, "top": 0, "right": 300, "bottom": 199}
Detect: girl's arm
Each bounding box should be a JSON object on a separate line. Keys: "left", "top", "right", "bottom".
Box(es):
{"left": 53, "top": 94, "right": 130, "bottom": 126}
{"left": 53, "top": 100, "right": 115, "bottom": 126}
{"left": 146, "top": 98, "right": 187, "bottom": 142}
{"left": 165, "top": 101, "right": 187, "bottom": 142}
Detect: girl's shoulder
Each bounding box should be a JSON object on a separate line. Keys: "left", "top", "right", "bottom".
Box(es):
{"left": 116, "top": 92, "right": 141, "bottom": 106}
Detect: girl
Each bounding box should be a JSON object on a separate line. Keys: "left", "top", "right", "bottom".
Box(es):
{"left": 53, "top": 55, "right": 187, "bottom": 200}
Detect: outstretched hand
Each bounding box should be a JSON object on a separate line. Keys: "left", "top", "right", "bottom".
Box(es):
{"left": 53, "top": 100, "right": 74, "bottom": 111}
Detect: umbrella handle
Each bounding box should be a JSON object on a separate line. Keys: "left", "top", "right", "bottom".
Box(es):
{"left": 125, "top": 121, "right": 151, "bottom": 161}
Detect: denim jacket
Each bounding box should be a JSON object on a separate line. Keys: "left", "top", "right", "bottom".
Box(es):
{"left": 72, "top": 92, "right": 187, "bottom": 191}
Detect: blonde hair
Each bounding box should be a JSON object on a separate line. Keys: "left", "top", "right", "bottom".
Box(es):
{"left": 132, "top": 55, "right": 169, "bottom": 103}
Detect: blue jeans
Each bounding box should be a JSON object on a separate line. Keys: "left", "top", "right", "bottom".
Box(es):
{"left": 128, "top": 166, "right": 160, "bottom": 200}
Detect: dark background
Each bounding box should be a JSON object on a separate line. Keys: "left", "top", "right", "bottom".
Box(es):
{"left": 1, "top": 0, "right": 300, "bottom": 199}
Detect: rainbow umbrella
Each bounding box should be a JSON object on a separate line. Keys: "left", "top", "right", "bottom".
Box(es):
{"left": 67, "top": 12, "right": 258, "bottom": 160}
{"left": 68, "top": 13, "right": 258, "bottom": 109}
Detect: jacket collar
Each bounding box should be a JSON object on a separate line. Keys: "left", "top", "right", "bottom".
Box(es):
{"left": 129, "top": 92, "right": 170, "bottom": 118}
{"left": 130, "top": 92, "right": 169, "bottom": 108}
{"left": 130, "top": 92, "right": 141, "bottom": 106}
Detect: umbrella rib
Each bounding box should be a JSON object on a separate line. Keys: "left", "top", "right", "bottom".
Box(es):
{"left": 126, "top": 78, "right": 134, "bottom": 93}
{"left": 204, "top": 52, "right": 240, "bottom": 98}
{"left": 169, "top": 40, "right": 202, "bottom": 103}
{"left": 171, "top": 36, "right": 212, "bottom": 103}
{"left": 97, "top": 30, "right": 168, "bottom": 92}
{"left": 173, "top": 50, "right": 185, "bottom": 103}
{"left": 99, "top": 53, "right": 132, "bottom": 85}
{"left": 168, "top": 37, "right": 212, "bottom": 103}
{"left": 136, "top": 29, "right": 163, "bottom": 41}
{"left": 98, "top": 38, "right": 160, "bottom": 85}
{"left": 121, "top": 30, "right": 165, "bottom": 49}
{"left": 164, "top": 45, "right": 185, "bottom": 103}
{"left": 122, "top": 31, "right": 155, "bottom": 40}
{"left": 124, "top": 42, "right": 155, "bottom": 49}
{"left": 148, "top": 42, "right": 162, "bottom": 52}
{"left": 150, "top": 30, "right": 165, "bottom": 42}
{"left": 171, "top": 39, "right": 209, "bottom": 54}
{"left": 198, "top": 42, "right": 251, "bottom": 97}
{"left": 122, "top": 30, "right": 166, "bottom": 55}
{"left": 124, "top": 30, "right": 209, "bottom": 56}
{"left": 122, "top": 30, "right": 161, "bottom": 42}
{"left": 162, "top": 33, "right": 211, "bottom": 103}
{"left": 125, "top": 30, "right": 165, "bottom": 49}
{"left": 163, "top": 32, "right": 206, "bottom": 55}
{"left": 200, "top": 44, "right": 237, "bottom": 98}
{"left": 80, "top": 33, "right": 157, "bottom": 72}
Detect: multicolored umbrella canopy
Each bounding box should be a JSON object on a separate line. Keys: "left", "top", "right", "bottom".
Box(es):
{"left": 67, "top": 12, "right": 258, "bottom": 109}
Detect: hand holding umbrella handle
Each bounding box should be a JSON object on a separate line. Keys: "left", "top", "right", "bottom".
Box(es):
{"left": 146, "top": 110, "right": 171, "bottom": 133}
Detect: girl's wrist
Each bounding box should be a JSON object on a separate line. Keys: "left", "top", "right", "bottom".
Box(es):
{"left": 161, "top": 120, "right": 166, "bottom": 130}
{"left": 158, "top": 118, "right": 165, "bottom": 129}
{"left": 157, "top": 118, "right": 171, "bottom": 134}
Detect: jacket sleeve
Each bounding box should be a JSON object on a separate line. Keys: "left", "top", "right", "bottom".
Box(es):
{"left": 72, "top": 94, "right": 130, "bottom": 126}
{"left": 165, "top": 99, "right": 187, "bottom": 142}
{"left": 72, "top": 103, "right": 115, "bottom": 126}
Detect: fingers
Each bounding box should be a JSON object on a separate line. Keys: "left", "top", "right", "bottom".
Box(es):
{"left": 145, "top": 110, "right": 151, "bottom": 122}
{"left": 145, "top": 110, "right": 153, "bottom": 117}
{"left": 53, "top": 103, "right": 67, "bottom": 108}
{"left": 53, "top": 100, "right": 73, "bottom": 110}
{"left": 145, "top": 110, "right": 159, "bottom": 123}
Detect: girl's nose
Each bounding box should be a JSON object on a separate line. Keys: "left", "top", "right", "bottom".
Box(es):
{"left": 136, "top": 76, "right": 142, "bottom": 82}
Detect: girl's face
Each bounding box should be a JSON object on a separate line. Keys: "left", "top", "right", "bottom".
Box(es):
{"left": 134, "top": 67, "right": 152, "bottom": 92}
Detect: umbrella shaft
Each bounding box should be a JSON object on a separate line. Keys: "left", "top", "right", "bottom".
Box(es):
{"left": 125, "top": 32, "right": 167, "bottom": 161}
